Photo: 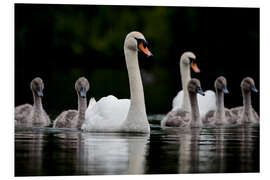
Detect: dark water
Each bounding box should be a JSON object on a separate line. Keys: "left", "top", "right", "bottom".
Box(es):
{"left": 15, "top": 117, "right": 259, "bottom": 176}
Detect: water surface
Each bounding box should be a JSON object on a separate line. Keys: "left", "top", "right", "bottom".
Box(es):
{"left": 15, "top": 118, "right": 259, "bottom": 176}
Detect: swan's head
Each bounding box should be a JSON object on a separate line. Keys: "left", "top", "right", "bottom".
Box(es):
{"left": 215, "top": 76, "right": 229, "bottom": 94}
{"left": 241, "top": 77, "right": 258, "bottom": 93}
{"left": 124, "top": 31, "right": 152, "bottom": 57}
{"left": 180, "top": 51, "right": 200, "bottom": 73}
{"left": 75, "top": 77, "right": 90, "bottom": 98}
{"left": 188, "top": 78, "right": 205, "bottom": 96}
{"left": 30, "top": 77, "right": 44, "bottom": 97}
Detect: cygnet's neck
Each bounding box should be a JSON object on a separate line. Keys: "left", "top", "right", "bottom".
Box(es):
{"left": 33, "top": 92, "right": 43, "bottom": 112}
{"left": 189, "top": 91, "right": 201, "bottom": 127}
{"left": 180, "top": 60, "right": 191, "bottom": 111}
{"left": 32, "top": 92, "right": 44, "bottom": 124}
{"left": 242, "top": 89, "right": 252, "bottom": 115}
{"left": 77, "top": 94, "right": 87, "bottom": 129}
{"left": 215, "top": 89, "right": 225, "bottom": 123}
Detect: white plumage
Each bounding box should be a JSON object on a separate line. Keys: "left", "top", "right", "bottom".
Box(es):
{"left": 82, "top": 31, "right": 152, "bottom": 133}
{"left": 82, "top": 96, "right": 130, "bottom": 132}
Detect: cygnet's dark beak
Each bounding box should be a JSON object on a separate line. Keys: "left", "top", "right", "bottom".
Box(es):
{"left": 222, "top": 85, "right": 229, "bottom": 94}
{"left": 196, "top": 86, "right": 205, "bottom": 96}
{"left": 37, "top": 88, "right": 43, "bottom": 97}
{"left": 80, "top": 87, "right": 87, "bottom": 98}
{"left": 251, "top": 85, "right": 258, "bottom": 93}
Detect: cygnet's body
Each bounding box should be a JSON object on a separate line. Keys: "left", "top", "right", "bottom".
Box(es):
{"left": 53, "top": 77, "right": 91, "bottom": 129}
{"left": 230, "top": 77, "right": 259, "bottom": 124}
{"left": 161, "top": 78, "right": 205, "bottom": 128}
{"left": 203, "top": 76, "right": 236, "bottom": 125}
{"left": 15, "top": 77, "right": 51, "bottom": 126}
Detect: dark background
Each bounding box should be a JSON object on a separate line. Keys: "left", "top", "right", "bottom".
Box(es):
{"left": 15, "top": 4, "right": 259, "bottom": 119}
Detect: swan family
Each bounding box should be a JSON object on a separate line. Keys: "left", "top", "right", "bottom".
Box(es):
{"left": 15, "top": 31, "right": 259, "bottom": 132}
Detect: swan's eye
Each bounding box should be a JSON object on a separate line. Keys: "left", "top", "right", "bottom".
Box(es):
{"left": 134, "top": 37, "right": 148, "bottom": 48}
{"left": 189, "top": 57, "right": 196, "bottom": 63}
{"left": 134, "top": 37, "right": 152, "bottom": 57}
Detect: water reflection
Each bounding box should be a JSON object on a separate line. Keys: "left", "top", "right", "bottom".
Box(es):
{"left": 15, "top": 132, "right": 44, "bottom": 176}
{"left": 74, "top": 133, "right": 149, "bottom": 175}
{"left": 178, "top": 128, "right": 201, "bottom": 173}
{"left": 15, "top": 123, "right": 259, "bottom": 176}
{"left": 15, "top": 128, "right": 149, "bottom": 176}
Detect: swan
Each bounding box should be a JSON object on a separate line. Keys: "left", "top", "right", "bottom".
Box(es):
{"left": 230, "top": 77, "right": 259, "bottom": 124}
{"left": 81, "top": 31, "right": 152, "bottom": 133}
{"left": 172, "top": 52, "right": 216, "bottom": 118}
{"left": 161, "top": 78, "right": 205, "bottom": 128}
{"left": 203, "top": 76, "right": 237, "bottom": 125}
{"left": 15, "top": 77, "right": 51, "bottom": 126}
{"left": 53, "top": 77, "right": 94, "bottom": 129}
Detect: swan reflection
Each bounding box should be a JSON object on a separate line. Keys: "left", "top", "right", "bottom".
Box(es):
{"left": 57, "top": 133, "right": 150, "bottom": 175}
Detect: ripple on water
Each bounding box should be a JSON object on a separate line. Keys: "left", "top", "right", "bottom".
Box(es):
{"left": 15, "top": 116, "right": 259, "bottom": 176}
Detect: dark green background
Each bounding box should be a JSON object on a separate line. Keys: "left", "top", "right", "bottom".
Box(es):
{"left": 15, "top": 4, "right": 259, "bottom": 119}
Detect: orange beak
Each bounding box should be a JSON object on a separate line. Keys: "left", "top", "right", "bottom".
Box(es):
{"left": 138, "top": 42, "right": 152, "bottom": 57}
{"left": 191, "top": 61, "right": 200, "bottom": 73}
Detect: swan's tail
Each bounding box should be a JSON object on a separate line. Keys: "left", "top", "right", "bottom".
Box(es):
{"left": 88, "top": 97, "right": 96, "bottom": 109}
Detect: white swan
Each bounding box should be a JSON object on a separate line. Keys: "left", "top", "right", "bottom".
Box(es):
{"left": 203, "top": 76, "right": 237, "bottom": 125}
{"left": 15, "top": 77, "right": 51, "bottom": 126}
{"left": 172, "top": 52, "right": 216, "bottom": 118}
{"left": 230, "top": 77, "right": 259, "bottom": 124}
{"left": 82, "top": 31, "right": 152, "bottom": 133}
{"left": 53, "top": 77, "right": 91, "bottom": 129}
{"left": 161, "top": 79, "right": 205, "bottom": 128}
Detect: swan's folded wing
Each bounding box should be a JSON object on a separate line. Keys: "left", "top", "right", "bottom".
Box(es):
{"left": 82, "top": 95, "right": 130, "bottom": 132}
{"left": 172, "top": 91, "right": 183, "bottom": 111}
{"left": 88, "top": 97, "right": 96, "bottom": 109}
{"left": 198, "top": 90, "right": 216, "bottom": 118}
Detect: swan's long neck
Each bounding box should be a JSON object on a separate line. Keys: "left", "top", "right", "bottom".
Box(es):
{"left": 125, "top": 49, "right": 146, "bottom": 109}
{"left": 180, "top": 60, "right": 191, "bottom": 111}
{"left": 215, "top": 89, "right": 225, "bottom": 123}
{"left": 77, "top": 95, "right": 87, "bottom": 129}
{"left": 123, "top": 47, "right": 148, "bottom": 131}
{"left": 189, "top": 92, "right": 201, "bottom": 127}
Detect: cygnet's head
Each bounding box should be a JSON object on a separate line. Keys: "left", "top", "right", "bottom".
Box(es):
{"left": 180, "top": 51, "right": 200, "bottom": 73}
{"left": 75, "top": 77, "right": 90, "bottom": 98}
{"left": 124, "top": 31, "right": 152, "bottom": 57}
{"left": 188, "top": 78, "right": 205, "bottom": 96}
{"left": 241, "top": 77, "right": 258, "bottom": 93}
{"left": 30, "top": 77, "right": 44, "bottom": 97}
{"left": 215, "top": 76, "right": 229, "bottom": 94}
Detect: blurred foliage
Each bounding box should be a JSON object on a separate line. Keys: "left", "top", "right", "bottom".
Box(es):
{"left": 15, "top": 4, "right": 259, "bottom": 118}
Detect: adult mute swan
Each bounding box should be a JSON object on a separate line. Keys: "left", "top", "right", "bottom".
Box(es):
{"left": 15, "top": 77, "right": 51, "bottom": 126}
{"left": 230, "top": 77, "right": 259, "bottom": 124}
{"left": 53, "top": 77, "right": 93, "bottom": 129}
{"left": 203, "top": 76, "right": 236, "bottom": 125}
{"left": 81, "top": 31, "right": 152, "bottom": 133}
{"left": 172, "top": 52, "right": 216, "bottom": 118}
{"left": 161, "top": 78, "right": 205, "bottom": 128}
